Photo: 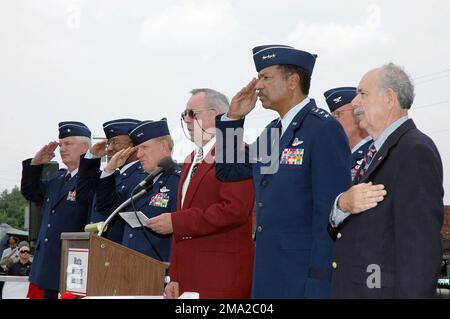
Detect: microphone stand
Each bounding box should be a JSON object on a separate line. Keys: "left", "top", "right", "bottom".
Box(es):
{"left": 98, "top": 188, "right": 148, "bottom": 237}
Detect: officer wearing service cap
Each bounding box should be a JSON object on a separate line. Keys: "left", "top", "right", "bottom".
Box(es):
{"left": 216, "top": 45, "right": 351, "bottom": 298}
{"left": 324, "top": 87, "right": 372, "bottom": 180}
{"left": 95, "top": 118, "right": 180, "bottom": 261}
{"left": 21, "top": 121, "right": 96, "bottom": 298}
{"left": 78, "top": 118, "right": 141, "bottom": 243}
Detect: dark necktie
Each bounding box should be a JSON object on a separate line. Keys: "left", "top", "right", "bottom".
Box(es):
{"left": 190, "top": 148, "right": 203, "bottom": 179}
{"left": 64, "top": 173, "right": 71, "bottom": 182}
{"left": 355, "top": 143, "right": 377, "bottom": 182}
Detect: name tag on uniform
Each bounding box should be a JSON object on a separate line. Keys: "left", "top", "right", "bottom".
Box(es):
{"left": 67, "top": 191, "right": 77, "bottom": 202}
{"left": 149, "top": 192, "right": 169, "bottom": 208}
{"left": 280, "top": 148, "right": 304, "bottom": 165}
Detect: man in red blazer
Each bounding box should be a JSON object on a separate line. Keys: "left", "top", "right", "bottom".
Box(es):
{"left": 146, "top": 88, "right": 255, "bottom": 299}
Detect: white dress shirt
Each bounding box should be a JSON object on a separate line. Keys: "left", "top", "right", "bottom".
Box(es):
{"left": 181, "top": 137, "right": 216, "bottom": 208}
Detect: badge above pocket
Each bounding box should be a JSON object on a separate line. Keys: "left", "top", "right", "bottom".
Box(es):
{"left": 66, "top": 191, "right": 77, "bottom": 202}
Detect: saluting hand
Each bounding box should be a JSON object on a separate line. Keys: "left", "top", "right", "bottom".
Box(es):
{"left": 227, "top": 78, "right": 258, "bottom": 119}
{"left": 104, "top": 147, "right": 136, "bottom": 173}
{"left": 146, "top": 213, "right": 173, "bottom": 235}
{"left": 30, "top": 141, "right": 58, "bottom": 165}
{"left": 337, "top": 182, "right": 387, "bottom": 214}
{"left": 91, "top": 139, "right": 108, "bottom": 157}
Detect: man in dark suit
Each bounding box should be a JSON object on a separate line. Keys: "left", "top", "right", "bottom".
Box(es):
{"left": 330, "top": 63, "right": 444, "bottom": 298}
{"left": 21, "top": 121, "right": 96, "bottom": 298}
{"left": 324, "top": 87, "right": 372, "bottom": 180}
{"left": 147, "top": 89, "right": 255, "bottom": 299}
{"left": 214, "top": 45, "right": 351, "bottom": 298}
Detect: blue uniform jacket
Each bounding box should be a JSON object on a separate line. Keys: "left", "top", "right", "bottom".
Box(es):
{"left": 96, "top": 167, "right": 180, "bottom": 262}
{"left": 20, "top": 157, "right": 97, "bottom": 291}
{"left": 216, "top": 99, "right": 351, "bottom": 298}
{"left": 79, "top": 158, "right": 143, "bottom": 244}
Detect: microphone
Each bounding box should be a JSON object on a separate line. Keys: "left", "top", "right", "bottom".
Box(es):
{"left": 97, "top": 156, "right": 175, "bottom": 242}
{"left": 135, "top": 156, "right": 176, "bottom": 190}
{"left": 84, "top": 221, "right": 105, "bottom": 233}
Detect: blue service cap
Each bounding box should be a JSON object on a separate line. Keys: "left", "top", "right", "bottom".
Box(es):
{"left": 252, "top": 45, "right": 317, "bottom": 73}
{"left": 324, "top": 87, "right": 357, "bottom": 113}
{"left": 129, "top": 118, "right": 170, "bottom": 146}
{"left": 102, "top": 118, "right": 141, "bottom": 140}
{"left": 58, "top": 121, "right": 91, "bottom": 139}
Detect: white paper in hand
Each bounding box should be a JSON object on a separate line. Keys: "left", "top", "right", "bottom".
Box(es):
{"left": 119, "top": 211, "right": 149, "bottom": 228}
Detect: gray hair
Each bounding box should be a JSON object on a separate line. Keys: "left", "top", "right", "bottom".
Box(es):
{"left": 190, "top": 88, "right": 229, "bottom": 113}
{"left": 155, "top": 135, "right": 174, "bottom": 152}
{"left": 378, "top": 63, "right": 415, "bottom": 109}
{"left": 76, "top": 136, "right": 92, "bottom": 148}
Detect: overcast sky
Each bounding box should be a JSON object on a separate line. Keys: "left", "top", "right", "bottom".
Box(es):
{"left": 1, "top": 0, "right": 449, "bottom": 204}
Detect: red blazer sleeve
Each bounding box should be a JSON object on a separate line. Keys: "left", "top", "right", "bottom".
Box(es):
{"left": 171, "top": 178, "right": 254, "bottom": 242}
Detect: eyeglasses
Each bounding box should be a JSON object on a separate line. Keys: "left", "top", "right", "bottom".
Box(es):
{"left": 19, "top": 250, "right": 30, "bottom": 254}
{"left": 332, "top": 108, "right": 355, "bottom": 119}
{"left": 106, "top": 139, "right": 131, "bottom": 148}
{"left": 181, "top": 108, "right": 214, "bottom": 120}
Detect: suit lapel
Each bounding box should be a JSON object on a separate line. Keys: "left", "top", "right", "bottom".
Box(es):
{"left": 52, "top": 173, "right": 79, "bottom": 207}
{"left": 182, "top": 147, "right": 215, "bottom": 209}
{"left": 114, "top": 170, "right": 122, "bottom": 187}
{"left": 257, "top": 100, "right": 315, "bottom": 180}
{"left": 277, "top": 100, "right": 315, "bottom": 154}
{"left": 359, "top": 119, "right": 416, "bottom": 183}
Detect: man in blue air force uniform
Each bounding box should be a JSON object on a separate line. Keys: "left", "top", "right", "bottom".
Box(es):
{"left": 215, "top": 45, "right": 351, "bottom": 298}
{"left": 96, "top": 119, "right": 180, "bottom": 261}
{"left": 78, "top": 118, "right": 141, "bottom": 243}
{"left": 21, "top": 121, "right": 95, "bottom": 298}
{"left": 324, "top": 87, "right": 372, "bottom": 180}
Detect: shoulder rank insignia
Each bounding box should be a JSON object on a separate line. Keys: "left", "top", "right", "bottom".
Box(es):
{"left": 310, "top": 107, "right": 331, "bottom": 119}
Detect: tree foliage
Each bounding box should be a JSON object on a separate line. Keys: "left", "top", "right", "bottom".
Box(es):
{"left": 0, "top": 187, "right": 27, "bottom": 228}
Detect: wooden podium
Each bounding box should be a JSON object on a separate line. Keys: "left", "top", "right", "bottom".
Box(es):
{"left": 59, "top": 232, "right": 168, "bottom": 297}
